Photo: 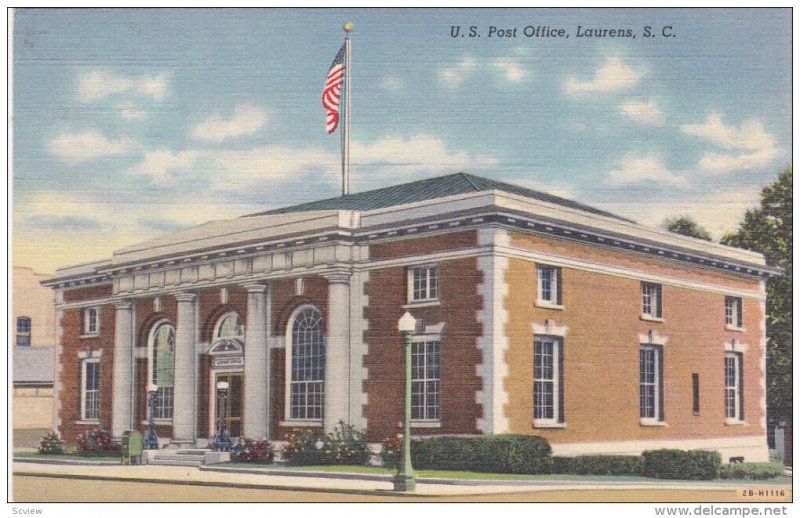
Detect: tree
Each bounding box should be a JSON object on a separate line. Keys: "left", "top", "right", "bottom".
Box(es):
{"left": 662, "top": 215, "right": 712, "bottom": 241}
{"left": 721, "top": 166, "right": 792, "bottom": 420}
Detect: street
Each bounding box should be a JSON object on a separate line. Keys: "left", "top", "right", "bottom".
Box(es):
{"left": 13, "top": 474, "right": 784, "bottom": 503}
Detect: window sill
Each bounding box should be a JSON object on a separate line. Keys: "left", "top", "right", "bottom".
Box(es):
{"left": 640, "top": 315, "right": 664, "bottom": 323}
{"left": 403, "top": 300, "right": 440, "bottom": 309}
{"left": 411, "top": 420, "right": 441, "bottom": 428}
{"left": 640, "top": 419, "right": 668, "bottom": 427}
{"left": 725, "top": 325, "right": 746, "bottom": 333}
{"left": 724, "top": 419, "right": 747, "bottom": 427}
{"left": 75, "top": 419, "right": 100, "bottom": 425}
{"left": 80, "top": 333, "right": 101, "bottom": 339}
{"left": 140, "top": 419, "right": 173, "bottom": 425}
{"left": 279, "top": 420, "right": 323, "bottom": 428}
{"left": 535, "top": 300, "right": 564, "bottom": 311}
{"left": 533, "top": 421, "right": 566, "bottom": 429}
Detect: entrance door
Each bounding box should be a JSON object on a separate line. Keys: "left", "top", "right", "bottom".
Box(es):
{"left": 214, "top": 372, "right": 243, "bottom": 438}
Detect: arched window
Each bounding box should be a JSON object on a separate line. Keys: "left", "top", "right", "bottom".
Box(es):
{"left": 215, "top": 312, "right": 244, "bottom": 340}
{"left": 149, "top": 321, "right": 175, "bottom": 419}
{"left": 288, "top": 306, "right": 325, "bottom": 420}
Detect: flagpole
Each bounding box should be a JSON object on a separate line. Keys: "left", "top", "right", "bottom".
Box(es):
{"left": 342, "top": 22, "right": 352, "bottom": 196}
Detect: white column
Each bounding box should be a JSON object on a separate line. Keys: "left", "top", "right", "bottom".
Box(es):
{"left": 243, "top": 283, "right": 270, "bottom": 439}
{"left": 111, "top": 300, "right": 135, "bottom": 437}
{"left": 173, "top": 293, "right": 198, "bottom": 442}
{"left": 324, "top": 272, "right": 351, "bottom": 433}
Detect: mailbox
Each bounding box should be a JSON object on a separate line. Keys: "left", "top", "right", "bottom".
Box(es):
{"left": 121, "top": 430, "right": 144, "bottom": 465}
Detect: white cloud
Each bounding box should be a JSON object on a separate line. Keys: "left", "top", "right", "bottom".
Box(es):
{"left": 117, "top": 102, "right": 147, "bottom": 120}
{"left": 607, "top": 154, "right": 687, "bottom": 186}
{"left": 437, "top": 57, "right": 478, "bottom": 88}
{"left": 191, "top": 103, "right": 268, "bottom": 142}
{"left": 564, "top": 57, "right": 641, "bottom": 94}
{"left": 379, "top": 75, "right": 403, "bottom": 90}
{"left": 619, "top": 100, "right": 665, "bottom": 126}
{"left": 127, "top": 149, "right": 200, "bottom": 185}
{"left": 680, "top": 114, "right": 777, "bottom": 173}
{"left": 492, "top": 58, "right": 527, "bottom": 82}
{"left": 351, "top": 135, "right": 498, "bottom": 174}
{"left": 48, "top": 130, "right": 138, "bottom": 165}
{"left": 78, "top": 69, "right": 169, "bottom": 103}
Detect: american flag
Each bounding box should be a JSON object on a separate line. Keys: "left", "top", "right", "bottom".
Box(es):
{"left": 323, "top": 43, "right": 346, "bottom": 134}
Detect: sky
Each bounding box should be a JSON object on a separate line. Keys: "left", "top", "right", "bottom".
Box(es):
{"left": 12, "top": 8, "right": 792, "bottom": 274}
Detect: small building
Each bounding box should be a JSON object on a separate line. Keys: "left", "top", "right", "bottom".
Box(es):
{"left": 43, "top": 173, "right": 778, "bottom": 461}
{"left": 12, "top": 266, "right": 57, "bottom": 448}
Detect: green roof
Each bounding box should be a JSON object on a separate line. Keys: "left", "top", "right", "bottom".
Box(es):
{"left": 245, "top": 173, "right": 631, "bottom": 222}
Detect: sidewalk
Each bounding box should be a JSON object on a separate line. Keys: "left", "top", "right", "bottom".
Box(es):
{"left": 12, "top": 458, "right": 792, "bottom": 497}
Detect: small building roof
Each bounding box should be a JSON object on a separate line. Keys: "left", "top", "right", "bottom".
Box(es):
{"left": 13, "top": 346, "right": 55, "bottom": 386}
{"left": 246, "top": 172, "right": 632, "bottom": 222}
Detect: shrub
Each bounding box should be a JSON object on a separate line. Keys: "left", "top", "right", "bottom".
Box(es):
{"left": 38, "top": 431, "right": 65, "bottom": 455}
{"left": 410, "top": 435, "right": 552, "bottom": 474}
{"left": 550, "top": 455, "right": 642, "bottom": 475}
{"left": 380, "top": 434, "right": 403, "bottom": 469}
{"left": 641, "top": 449, "right": 721, "bottom": 480}
{"left": 76, "top": 429, "right": 122, "bottom": 455}
{"left": 281, "top": 422, "right": 370, "bottom": 466}
{"left": 719, "top": 462, "right": 783, "bottom": 480}
{"left": 232, "top": 438, "right": 274, "bottom": 463}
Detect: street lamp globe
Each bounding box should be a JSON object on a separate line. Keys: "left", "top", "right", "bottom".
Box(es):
{"left": 217, "top": 380, "right": 229, "bottom": 391}
{"left": 397, "top": 311, "right": 416, "bottom": 333}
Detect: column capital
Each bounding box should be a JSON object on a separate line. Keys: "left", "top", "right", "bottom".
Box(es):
{"left": 114, "top": 299, "right": 134, "bottom": 310}
{"left": 324, "top": 270, "right": 351, "bottom": 284}
{"left": 242, "top": 283, "right": 268, "bottom": 294}
{"left": 174, "top": 292, "right": 197, "bottom": 303}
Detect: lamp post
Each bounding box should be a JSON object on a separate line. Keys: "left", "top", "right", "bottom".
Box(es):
{"left": 213, "top": 380, "right": 232, "bottom": 452}
{"left": 394, "top": 311, "right": 416, "bottom": 492}
{"left": 144, "top": 384, "right": 159, "bottom": 450}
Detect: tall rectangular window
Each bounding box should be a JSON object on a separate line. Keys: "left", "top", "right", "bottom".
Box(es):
{"left": 692, "top": 373, "right": 700, "bottom": 415}
{"left": 81, "top": 359, "right": 101, "bottom": 421}
{"left": 16, "top": 317, "right": 31, "bottom": 346}
{"left": 725, "top": 297, "right": 743, "bottom": 329}
{"left": 537, "top": 265, "right": 563, "bottom": 306}
{"left": 534, "top": 337, "right": 562, "bottom": 424}
{"left": 411, "top": 339, "right": 441, "bottom": 421}
{"left": 642, "top": 283, "right": 663, "bottom": 319}
{"left": 640, "top": 345, "right": 664, "bottom": 422}
{"left": 409, "top": 265, "right": 439, "bottom": 303}
{"left": 83, "top": 307, "right": 100, "bottom": 335}
{"left": 725, "top": 353, "right": 744, "bottom": 422}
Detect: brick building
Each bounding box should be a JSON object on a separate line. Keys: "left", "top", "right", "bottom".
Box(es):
{"left": 43, "top": 173, "right": 778, "bottom": 461}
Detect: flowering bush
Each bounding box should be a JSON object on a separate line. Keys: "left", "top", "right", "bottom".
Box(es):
{"left": 38, "top": 431, "right": 65, "bottom": 455}
{"left": 281, "top": 422, "right": 369, "bottom": 466}
{"left": 76, "top": 429, "right": 121, "bottom": 455}
{"left": 232, "top": 438, "right": 274, "bottom": 463}
{"left": 380, "top": 434, "right": 403, "bottom": 469}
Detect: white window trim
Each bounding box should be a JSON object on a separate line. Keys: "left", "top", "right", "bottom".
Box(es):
{"left": 407, "top": 264, "right": 439, "bottom": 304}
{"left": 80, "top": 357, "right": 101, "bottom": 422}
{"left": 725, "top": 296, "right": 744, "bottom": 330}
{"left": 81, "top": 307, "right": 101, "bottom": 337}
{"left": 283, "top": 304, "right": 324, "bottom": 424}
{"left": 724, "top": 352, "right": 744, "bottom": 424}
{"left": 147, "top": 319, "right": 175, "bottom": 422}
{"left": 213, "top": 311, "right": 244, "bottom": 341}
{"left": 533, "top": 336, "right": 562, "bottom": 428}
{"left": 639, "top": 344, "right": 665, "bottom": 426}
{"left": 411, "top": 333, "right": 442, "bottom": 425}
{"left": 536, "top": 265, "right": 563, "bottom": 309}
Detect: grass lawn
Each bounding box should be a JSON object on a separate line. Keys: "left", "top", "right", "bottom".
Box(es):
{"left": 220, "top": 462, "right": 792, "bottom": 484}
{"left": 14, "top": 451, "right": 121, "bottom": 461}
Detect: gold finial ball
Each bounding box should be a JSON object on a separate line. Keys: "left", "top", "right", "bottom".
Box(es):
{"left": 343, "top": 22, "right": 353, "bottom": 32}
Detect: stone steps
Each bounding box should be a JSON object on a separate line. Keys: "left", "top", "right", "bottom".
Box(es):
{"left": 144, "top": 448, "right": 229, "bottom": 466}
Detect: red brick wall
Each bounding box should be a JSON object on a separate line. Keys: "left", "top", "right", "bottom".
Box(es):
{"left": 369, "top": 230, "right": 478, "bottom": 261}
{"left": 57, "top": 304, "right": 115, "bottom": 444}
{"left": 63, "top": 284, "right": 113, "bottom": 303}
{"left": 363, "top": 256, "right": 483, "bottom": 441}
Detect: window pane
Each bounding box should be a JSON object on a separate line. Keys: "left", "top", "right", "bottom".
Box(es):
{"left": 290, "top": 308, "right": 325, "bottom": 419}
{"left": 411, "top": 340, "right": 441, "bottom": 420}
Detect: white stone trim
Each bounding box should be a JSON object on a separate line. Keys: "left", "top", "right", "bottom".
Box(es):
{"left": 639, "top": 329, "right": 669, "bottom": 347}
{"left": 550, "top": 435, "right": 768, "bottom": 463}
{"left": 532, "top": 319, "right": 569, "bottom": 337}
{"left": 279, "top": 420, "right": 323, "bottom": 428}
{"left": 411, "top": 420, "right": 441, "bottom": 428}
{"left": 475, "top": 227, "right": 510, "bottom": 435}
{"left": 56, "top": 297, "right": 114, "bottom": 310}
{"left": 53, "top": 305, "right": 64, "bottom": 433}
{"left": 78, "top": 349, "right": 103, "bottom": 359}
{"left": 348, "top": 269, "right": 369, "bottom": 431}
{"left": 724, "top": 339, "right": 750, "bottom": 354}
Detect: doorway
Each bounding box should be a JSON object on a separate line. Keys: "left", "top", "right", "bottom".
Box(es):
{"left": 214, "top": 372, "right": 243, "bottom": 438}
